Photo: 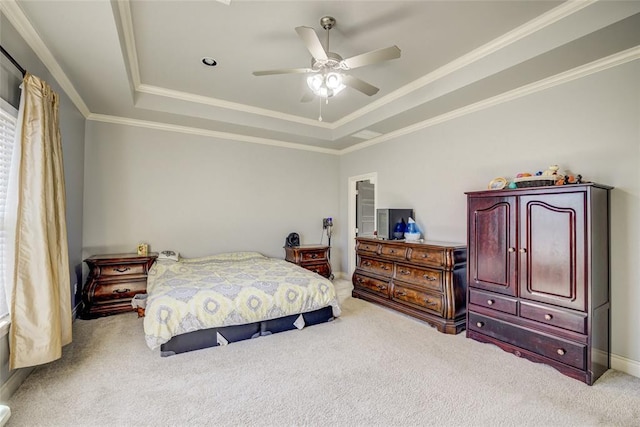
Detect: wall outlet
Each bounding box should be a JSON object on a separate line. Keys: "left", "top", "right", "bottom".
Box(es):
{"left": 323, "top": 217, "right": 333, "bottom": 229}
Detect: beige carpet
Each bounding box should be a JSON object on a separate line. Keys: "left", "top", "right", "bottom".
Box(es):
{"left": 7, "top": 280, "right": 640, "bottom": 426}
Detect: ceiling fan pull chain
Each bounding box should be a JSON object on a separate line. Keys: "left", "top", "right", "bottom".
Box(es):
{"left": 318, "top": 97, "right": 323, "bottom": 122}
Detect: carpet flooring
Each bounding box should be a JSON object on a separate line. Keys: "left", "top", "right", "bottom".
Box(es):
{"left": 6, "top": 280, "right": 640, "bottom": 426}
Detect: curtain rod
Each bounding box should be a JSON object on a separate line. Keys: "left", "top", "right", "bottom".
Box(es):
{"left": 0, "top": 44, "right": 26, "bottom": 77}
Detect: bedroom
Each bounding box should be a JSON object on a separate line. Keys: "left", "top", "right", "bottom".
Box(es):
{"left": 0, "top": 0, "right": 639, "bottom": 424}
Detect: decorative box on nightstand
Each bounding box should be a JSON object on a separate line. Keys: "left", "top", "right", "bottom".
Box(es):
{"left": 284, "top": 245, "right": 332, "bottom": 279}
{"left": 79, "top": 252, "right": 157, "bottom": 319}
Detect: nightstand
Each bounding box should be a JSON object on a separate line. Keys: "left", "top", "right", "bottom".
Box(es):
{"left": 79, "top": 253, "right": 157, "bottom": 319}
{"left": 284, "top": 245, "right": 332, "bottom": 279}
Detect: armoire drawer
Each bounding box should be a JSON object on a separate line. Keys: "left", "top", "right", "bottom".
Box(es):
{"left": 469, "top": 289, "right": 517, "bottom": 315}
{"left": 392, "top": 282, "right": 443, "bottom": 315}
{"left": 468, "top": 312, "right": 586, "bottom": 370}
{"left": 353, "top": 273, "right": 390, "bottom": 298}
{"left": 359, "top": 256, "right": 394, "bottom": 278}
{"left": 520, "top": 301, "right": 587, "bottom": 334}
{"left": 395, "top": 264, "right": 443, "bottom": 292}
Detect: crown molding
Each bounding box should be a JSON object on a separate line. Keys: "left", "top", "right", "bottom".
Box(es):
{"left": 0, "top": 0, "right": 90, "bottom": 117}
{"left": 332, "top": 0, "right": 596, "bottom": 129}
{"left": 339, "top": 46, "right": 640, "bottom": 155}
{"left": 137, "top": 84, "right": 333, "bottom": 129}
{"left": 87, "top": 113, "right": 340, "bottom": 155}
{"left": 113, "top": 0, "right": 141, "bottom": 89}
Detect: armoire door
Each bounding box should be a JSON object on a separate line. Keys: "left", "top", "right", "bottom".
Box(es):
{"left": 468, "top": 196, "right": 517, "bottom": 296}
{"left": 518, "top": 192, "right": 586, "bottom": 311}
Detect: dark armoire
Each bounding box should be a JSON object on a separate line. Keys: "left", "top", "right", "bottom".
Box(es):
{"left": 465, "top": 183, "right": 611, "bottom": 385}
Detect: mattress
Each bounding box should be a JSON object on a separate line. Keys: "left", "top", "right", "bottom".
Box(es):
{"left": 143, "top": 251, "right": 341, "bottom": 350}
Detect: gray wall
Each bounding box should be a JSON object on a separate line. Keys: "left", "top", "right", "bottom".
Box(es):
{"left": 0, "top": 13, "right": 85, "bottom": 398}
{"left": 83, "top": 121, "right": 340, "bottom": 263}
{"left": 339, "top": 59, "right": 640, "bottom": 365}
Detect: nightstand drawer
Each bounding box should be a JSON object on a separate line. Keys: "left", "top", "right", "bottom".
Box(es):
{"left": 98, "top": 263, "right": 147, "bottom": 277}
{"left": 300, "top": 249, "right": 327, "bottom": 262}
{"left": 91, "top": 279, "right": 147, "bottom": 302}
{"left": 302, "top": 262, "right": 331, "bottom": 278}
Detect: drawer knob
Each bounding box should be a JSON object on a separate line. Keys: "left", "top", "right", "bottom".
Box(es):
{"left": 400, "top": 269, "right": 410, "bottom": 275}
{"left": 396, "top": 291, "right": 407, "bottom": 296}
{"left": 311, "top": 254, "right": 318, "bottom": 259}
{"left": 363, "top": 261, "right": 371, "bottom": 267}
{"left": 114, "top": 267, "right": 130, "bottom": 273}
{"left": 382, "top": 265, "right": 390, "bottom": 270}
{"left": 544, "top": 314, "right": 553, "bottom": 321}
{"left": 557, "top": 348, "right": 566, "bottom": 356}
{"left": 390, "top": 250, "right": 396, "bottom": 254}
{"left": 422, "top": 253, "right": 429, "bottom": 258}
{"left": 476, "top": 321, "right": 484, "bottom": 328}
{"left": 424, "top": 299, "right": 436, "bottom": 306}
{"left": 508, "top": 247, "right": 515, "bottom": 253}
{"left": 377, "top": 285, "right": 387, "bottom": 291}
{"left": 487, "top": 299, "right": 494, "bottom": 306}
{"left": 113, "top": 288, "right": 131, "bottom": 294}
{"left": 423, "top": 275, "right": 436, "bottom": 281}
{"left": 519, "top": 248, "right": 527, "bottom": 253}
{"left": 356, "top": 277, "right": 363, "bottom": 284}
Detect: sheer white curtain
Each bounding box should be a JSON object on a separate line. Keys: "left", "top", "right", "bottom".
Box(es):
{"left": 9, "top": 73, "right": 72, "bottom": 369}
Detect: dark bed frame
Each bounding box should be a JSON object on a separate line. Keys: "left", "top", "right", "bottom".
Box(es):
{"left": 160, "top": 306, "right": 335, "bottom": 356}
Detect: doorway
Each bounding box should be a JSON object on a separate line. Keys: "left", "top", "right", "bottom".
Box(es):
{"left": 347, "top": 173, "right": 377, "bottom": 276}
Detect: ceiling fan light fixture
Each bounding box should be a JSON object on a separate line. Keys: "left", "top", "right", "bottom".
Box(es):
{"left": 306, "top": 72, "right": 345, "bottom": 98}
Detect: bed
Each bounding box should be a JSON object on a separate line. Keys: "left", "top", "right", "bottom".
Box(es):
{"left": 143, "top": 251, "right": 341, "bottom": 356}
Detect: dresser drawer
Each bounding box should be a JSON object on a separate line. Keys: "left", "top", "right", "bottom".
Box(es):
{"left": 359, "top": 256, "right": 393, "bottom": 277}
{"left": 520, "top": 301, "right": 587, "bottom": 334}
{"left": 407, "top": 247, "right": 445, "bottom": 268}
{"left": 356, "top": 240, "right": 380, "bottom": 255}
{"left": 98, "top": 263, "right": 147, "bottom": 277}
{"left": 469, "top": 289, "right": 517, "bottom": 315}
{"left": 353, "top": 273, "right": 390, "bottom": 298}
{"left": 395, "top": 263, "right": 443, "bottom": 292}
{"left": 300, "top": 249, "right": 327, "bottom": 262}
{"left": 468, "top": 312, "right": 586, "bottom": 370}
{"left": 392, "top": 283, "right": 443, "bottom": 315}
{"left": 379, "top": 244, "right": 407, "bottom": 260}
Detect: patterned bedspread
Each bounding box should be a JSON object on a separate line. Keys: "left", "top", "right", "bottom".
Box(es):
{"left": 143, "top": 252, "right": 341, "bottom": 350}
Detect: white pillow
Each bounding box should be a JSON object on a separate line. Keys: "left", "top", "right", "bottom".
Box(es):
{"left": 158, "top": 250, "right": 180, "bottom": 261}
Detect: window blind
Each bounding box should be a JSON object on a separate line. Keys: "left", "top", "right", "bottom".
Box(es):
{"left": 0, "top": 100, "right": 17, "bottom": 318}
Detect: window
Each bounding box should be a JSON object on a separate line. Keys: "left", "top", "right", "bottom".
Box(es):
{"left": 0, "top": 97, "right": 18, "bottom": 321}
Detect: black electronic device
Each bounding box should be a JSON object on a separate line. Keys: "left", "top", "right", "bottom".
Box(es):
{"left": 285, "top": 232, "right": 300, "bottom": 247}
{"left": 376, "top": 208, "right": 414, "bottom": 240}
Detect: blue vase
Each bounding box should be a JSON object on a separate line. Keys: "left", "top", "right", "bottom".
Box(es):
{"left": 392, "top": 220, "right": 405, "bottom": 239}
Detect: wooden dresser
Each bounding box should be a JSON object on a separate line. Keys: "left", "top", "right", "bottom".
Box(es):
{"left": 352, "top": 237, "right": 467, "bottom": 334}
{"left": 466, "top": 183, "right": 611, "bottom": 385}
{"left": 284, "top": 245, "right": 332, "bottom": 278}
{"left": 80, "top": 253, "right": 158, "bottom": 319}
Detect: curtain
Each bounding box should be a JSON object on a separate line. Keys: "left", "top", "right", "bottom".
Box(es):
{"left": 9, "top": 73, "right": 72, "bottom": 369}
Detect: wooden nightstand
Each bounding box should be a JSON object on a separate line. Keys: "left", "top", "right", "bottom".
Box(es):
{"left": 284, "top": 245, "right": 332, "bottom": 279}
{"left": 79, "top": 253, "right": 157, "bottom": 319}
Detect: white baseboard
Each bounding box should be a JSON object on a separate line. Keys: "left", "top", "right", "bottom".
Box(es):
{"left": 332, "top": 271, "right": 348, "bottom": 280}
{"left": 0, "top": 367, "right": 33, "bottom": 402}
{"left": 611, "top": 353, "right": 640, "bottom": 378}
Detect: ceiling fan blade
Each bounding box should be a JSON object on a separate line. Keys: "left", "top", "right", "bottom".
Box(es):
{"left": 295, "top": 26, "right": 328, "bottom": 61}
{"left": 300, "top": 92, "right": 315, "bottom": 103}
{"left": 252, "top": 68, "right": 313, "bottom": 76}
{"left": 342, "top": 45, "right": 401, "bottom": 70}
{"left": 343, "top": 75, "right": 380, "bottom": 96}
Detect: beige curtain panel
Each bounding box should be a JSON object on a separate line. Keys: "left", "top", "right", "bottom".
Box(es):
{"left": 9, "top": 73, "right": 72, "bottom": 369}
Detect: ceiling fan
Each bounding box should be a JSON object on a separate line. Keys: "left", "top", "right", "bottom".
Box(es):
{"left": 252, "top": 16, "right": 401, "bottom": 100}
